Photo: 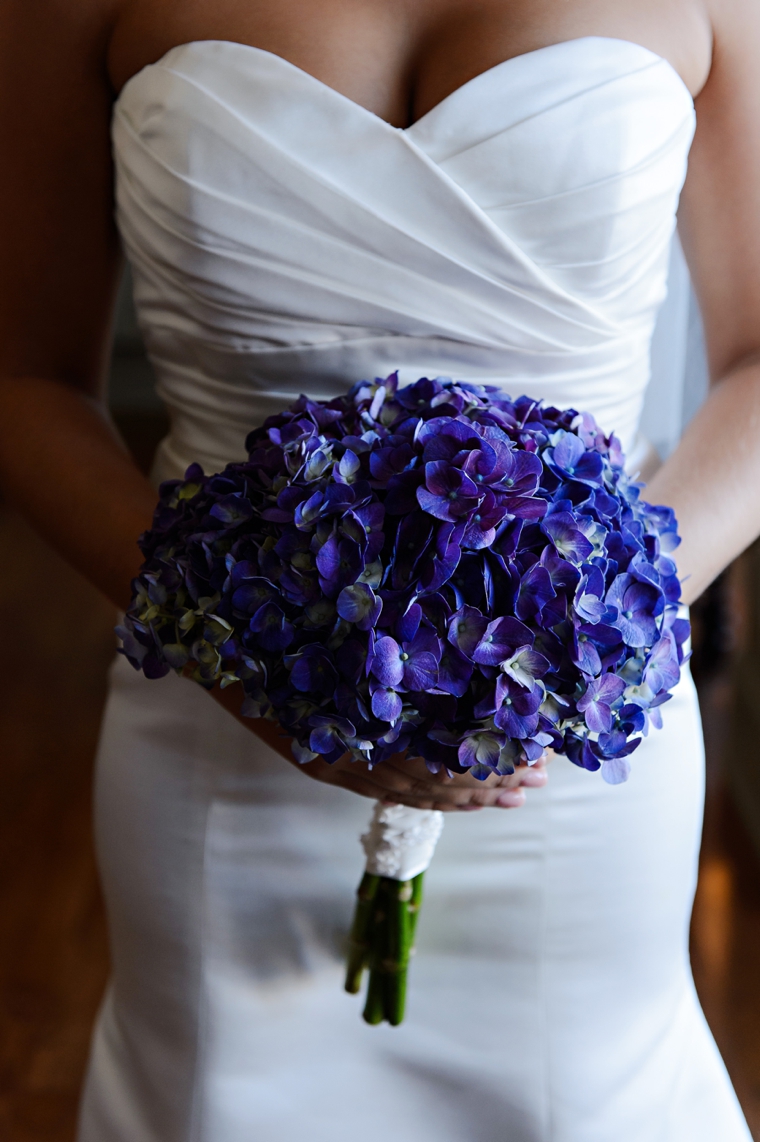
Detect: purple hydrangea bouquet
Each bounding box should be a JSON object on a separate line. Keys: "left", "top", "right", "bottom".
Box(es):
{"left": 120, "top": 373, "right": 689, "bottom": 1026}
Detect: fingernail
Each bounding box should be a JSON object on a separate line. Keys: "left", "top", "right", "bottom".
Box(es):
{"left": 496, "top": 790, "right": 526, "bottom": 808}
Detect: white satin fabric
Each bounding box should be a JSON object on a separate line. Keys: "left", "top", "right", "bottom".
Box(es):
{"left": 113, "top": 37, "right": 694, "bottom": 481}
{"left": 79, "top": 37, "right": 751, "bottom": 1141}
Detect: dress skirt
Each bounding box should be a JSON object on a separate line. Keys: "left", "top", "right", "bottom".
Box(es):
{"left": 77, "top": 653, "right": 751, "bottom": 1141}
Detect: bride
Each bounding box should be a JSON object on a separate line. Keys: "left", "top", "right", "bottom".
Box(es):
{"left": 1, "top": 0, "right": 759, "bottom": 1138}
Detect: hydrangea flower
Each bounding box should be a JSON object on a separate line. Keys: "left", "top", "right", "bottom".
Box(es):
{"left": 121, "top": 374, "right": 689, "bottom": 785}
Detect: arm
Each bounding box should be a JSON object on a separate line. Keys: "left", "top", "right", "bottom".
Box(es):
{"left": 0, "top": 1, "right": 539, "bottom": 811}
{"left": 0, "top": 1, "right": 154, "bottom": 607}
{"left": 646, "top": 0, "right": 760, "bottom": 604}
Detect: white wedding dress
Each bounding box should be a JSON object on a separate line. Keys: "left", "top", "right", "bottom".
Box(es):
{"left": 78, "top": 37, "right": 752, "bottom": 1141}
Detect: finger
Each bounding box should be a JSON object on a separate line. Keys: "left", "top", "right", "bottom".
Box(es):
{"left": 516, "top": 766, "right": 549, "bottom": 788}
{"left": 361, "top": 759, "right": 485, "bottom": 805}
{"left": 380, "top": 782, "right": 497, "bottom": 811}
{"left": 494, "top": 789, "right": 527, "bottom": 808}
{"left": 342, "top": 775, "right": 529, "bottom": 813}
{"left": 432, "top": 787, "right": 526, "bottom": 811}
{"left": 386, "top": 796, "right": 484, "bottom": 813}
{"left": 299, "top": 759, "right": 393, "bottom": 802}
{"left": 304, "top": 753, "right": 441, "bottom": 808}
{"left": 386, "top": 765, "right": 530, "bottom": 804}
{"left": 380, "top": 753, "right": 452, "bottom": 788}
{"left": 383, "top": 784, "right": 480, "bottom": 810}
{"left": 316, "top": 755, "right": 539, "bottom": 810}
{"left": 382, "top": 754, "right": 520, "bottom": 795}
{"left": 351, "top": 761, "right": 445, "bottom": 802}
{"left": 336, "top": 771, "right": 419, "bottom": 802}
{"left": 384, "top": 771, "right": 538, "bottom": 810}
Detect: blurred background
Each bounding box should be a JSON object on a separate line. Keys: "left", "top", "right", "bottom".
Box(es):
{"left": 1, "top": 248, "right": 760, "bottom": 1139}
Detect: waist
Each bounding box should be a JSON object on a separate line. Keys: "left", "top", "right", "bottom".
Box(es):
{"left": 146, "top": 336, "right": 652, "bottom": 485}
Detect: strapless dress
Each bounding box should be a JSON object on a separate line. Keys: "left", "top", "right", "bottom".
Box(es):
{"left": 78, "top": 36, "right": 751, "bottom": 1141}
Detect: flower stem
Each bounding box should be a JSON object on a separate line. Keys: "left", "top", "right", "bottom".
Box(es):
{"left": 346, "top": 870, "right": 427, "bottom": 1026}
{"left": 362, "top": 886, "right": 388, "bottom": 1024}
{"left": 344, "top": 872, "right": 380, "bottom": 994}
{"left": 383, "top": 878, "right": 411, "bottom": 1024}
{"left": 408, "top": 871, "right": 424, "bottom": 943}
{"left": 363, "top": 961, "right": 386, "bottom": 1024}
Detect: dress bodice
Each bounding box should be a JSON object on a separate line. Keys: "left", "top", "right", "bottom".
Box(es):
{"left": 111, "top": 37, "right": 695, "bottom": 481}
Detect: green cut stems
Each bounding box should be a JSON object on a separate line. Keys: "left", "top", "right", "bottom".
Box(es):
{"left": 344, "top": 870, "right": 426, "bottom": 1026}
{"left": 344, "top": 872, "right": 380, "bottom": 995}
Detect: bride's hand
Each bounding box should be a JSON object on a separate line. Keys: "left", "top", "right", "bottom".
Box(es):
{"left": 298, "top": 748, "right": 551, "bottom": 812}
{"left": 209, "top": 679, "right": 550, "bottom": 811}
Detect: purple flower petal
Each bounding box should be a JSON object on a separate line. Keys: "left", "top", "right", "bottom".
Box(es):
{"left": 458, "top": 732, "right": 503, "bottom": 770}
{"left": 601, "top": 757, "right": 631, "bottom": 784}
{"left": 552, "top": 432, "right": 584, "bottom": 468}
{"left": 336, "top": 583, "right": 382, "bottom": 630}
{"left": 515, "top": 563, "right": 556, "bottom": 620}
{"left": 370, "top": 636, "right": 405, "bottom": 688}
{"left": 396, "top": 602, "right": 422, "bottom": 643}
{"left": 308, "top": 714, "right": 356, "bottom": 756}
{"left": 249, "top": 601, "right": 295, "bottom": 652}
{"left": 436, "top": 642, "right": 473, "bottom": 697}
{"left": 209, "top": 494, "right": 254, "bottom": 527}
{"left": 402, "top": 651, "right": 438, "bottom": 691}
{"left": 416, "top": 462, "right": 481, "bottom": 522}
{"left": 541, "top": 513, "right": 595, "bottom": 564}
{"left": 473, "top": 616, "right": 533, "bottom": 666}
{"left": 370, "top": 685, "right": 404, "bottom": 723}
{"left": 606, "top": 573, "right": 661, "bottom": 647}
{"left": 501, "top": 646, "right": 550, "bottom": 689}
{"left": 447, "top": 605, "right": 488, "bottom": 658}
{"left": 289, "top": 648, "right": 339, "bottom": 696}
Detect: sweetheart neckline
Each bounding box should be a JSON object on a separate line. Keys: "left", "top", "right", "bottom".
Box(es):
{"left": 114, "top": 35, "right": 695, "bottom": 132}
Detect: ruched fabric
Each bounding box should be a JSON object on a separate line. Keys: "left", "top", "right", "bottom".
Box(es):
{"left": 78, "top": 37, "right": 752, "bottom": 1141}
{"left": 112, "top": 37, "right": 694, "bottom": 479}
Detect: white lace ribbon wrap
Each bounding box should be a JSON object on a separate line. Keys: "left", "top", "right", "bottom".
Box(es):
{"left": 361, "top": 802, "right": 445, "bottom": 881}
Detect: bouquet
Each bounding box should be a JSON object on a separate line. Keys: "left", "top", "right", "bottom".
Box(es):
{"left": 119, "top": 373, "right": 688, "bottom": 1025}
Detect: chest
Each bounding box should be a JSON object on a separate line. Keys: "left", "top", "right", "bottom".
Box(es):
{"left": 109, "top": 0, "right": 711, "bottom": 127}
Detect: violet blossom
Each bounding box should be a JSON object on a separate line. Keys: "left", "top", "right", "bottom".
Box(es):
{"left": 121, "top": 373, "right": 689, "bottom": 785}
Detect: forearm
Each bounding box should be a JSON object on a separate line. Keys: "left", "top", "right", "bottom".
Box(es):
{"left": 0, "top": 376, "right": 157, "bottom": 610}
{"left": 645, "top": 357, "right": 760, "bottom": 604}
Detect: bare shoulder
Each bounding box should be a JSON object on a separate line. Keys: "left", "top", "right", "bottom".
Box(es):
{"left": 0, "top": 0, "right": 124, "bottom": 389}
